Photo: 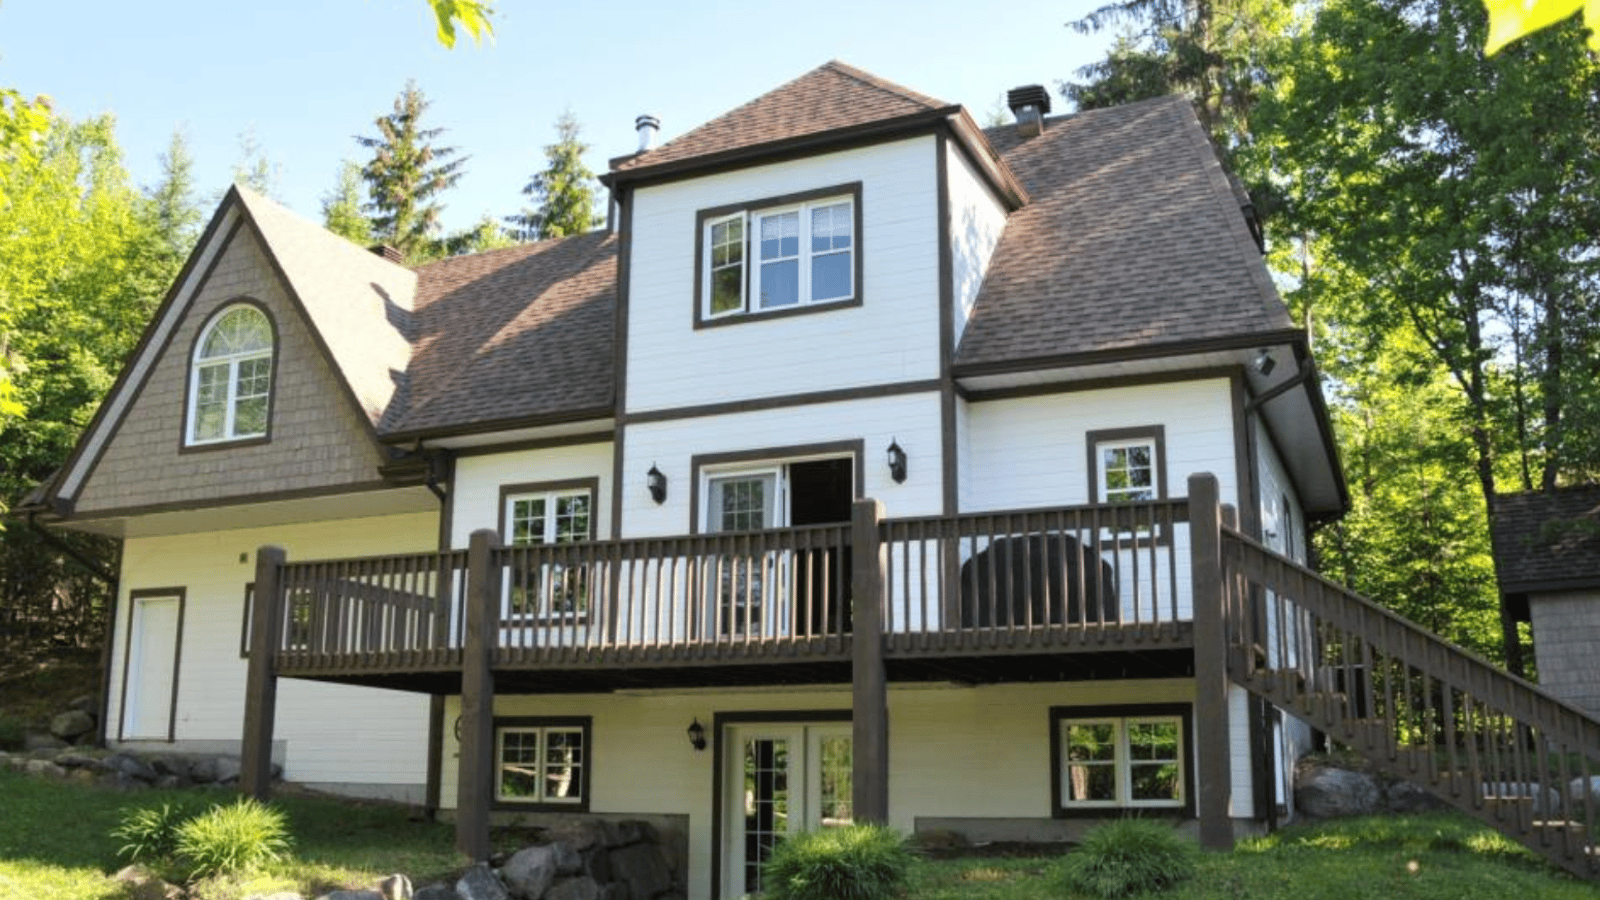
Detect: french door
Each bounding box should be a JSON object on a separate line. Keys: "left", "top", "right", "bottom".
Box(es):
{"left": 720, "top": 723, "right": 853, "bottom": 899}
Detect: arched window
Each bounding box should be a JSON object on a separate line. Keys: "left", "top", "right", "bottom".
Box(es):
{"left": 188, "top": 304, "right": 274, "bottom": 444}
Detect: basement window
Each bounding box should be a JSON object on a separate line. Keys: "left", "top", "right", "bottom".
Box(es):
{"left": 493, "top": 716, "right": 590, "bottom": 810}
{"left": 1050, "top": 704, "right": 1193, "bottom": 815}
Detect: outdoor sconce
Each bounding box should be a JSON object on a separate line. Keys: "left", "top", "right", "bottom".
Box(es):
{"left": 1252, "top": 348, "right": 1277, "bottom": 377}
{"left": 886, "top": 439, "right": 907, "bottom": 484}
{"left": 647, "top": 463, "right": 668, "bottom": 504}
{"left": 687, "top": 718, "right": 707, "bottom": 751}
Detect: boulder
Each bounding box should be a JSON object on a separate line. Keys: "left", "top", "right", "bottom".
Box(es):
{"left": 1482, "top": 781, "right": 1561, "bottom": 818}
{"left": 610, "top": 820, "right": 646, "bottom": 846}
{"left": 1384, "top": 779, "right": 1448, "bottom": 814}
{"left": 378, "top": 873, "right": 413, "bottom": 900}
{"left": 456, "top": 863, "right": 509, "bottom": 900}
{"left": 502, "top": 845, "right": 558, "bottom": 899}
{"left": 412, "top": 883, "right": 455, "bottom": 900}
{"left": 23, "top": 733, "right": 67, "bottom": 752}
{"left": 54, "top": 752, "right": 101, "bottom": 770}
{"left": 315, "top": 891, "right": 382, "bottom": 900}
{"left": 547, "top": 876, "right": 601, "bottom": 900}
{"left": 49, "top": 709, "right": 95, "bottom": 742}
{"left": 67, "top": 694, "right": 99, "bottom": 714}
{"left": 215, "top": 756, "right": 243, "bottom": 783}
{"left": 189, "top": 756, "right": 219, "bottom": 783}
{"left": 102, "top": 752, "right": 158, "bottom": 782}
{"left": 148, "top": 755, "right": 188, "bottom": 778}
{"left": 113, "top": 864, "right": 184, "bottom": 900}
{"left": 23, "top": 758, "right": 66, "bottom": 779}
{"left": 548, "top": 820, "right": 608, "bottom": 852}
{"left": 580, "top": 846, "right": 612, "bottom": 884}
{"left": 609, "top": 842, "right": 674, "bottom": 900}
{"left": 247, "top": 893, "right": 307, "bottom": 900}
{"left": 552, "top": 842, "right": 583, "bottom": 877}
{"left": 1296, "top": 763, "right": 1381, "bottom": 818}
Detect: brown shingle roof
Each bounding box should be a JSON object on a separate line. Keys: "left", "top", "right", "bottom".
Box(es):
{"left": 1492, "top": 486, "right": 1600, "bottom": 593}
{"left": 955, "top": 96, "right": 1294, "bottom": 369}
{"left": 383, "top": 232, "right": 617, "bottom": 437}
{"left": 611, "top": 60, "right": 950, "bottom": 175}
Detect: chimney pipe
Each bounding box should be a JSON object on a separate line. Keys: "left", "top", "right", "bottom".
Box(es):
{"left": 635, "top": 114, "right": 660, "bottom": 153}
{"left": 1006, "top": 85, "right": 1052, "bottom": 139}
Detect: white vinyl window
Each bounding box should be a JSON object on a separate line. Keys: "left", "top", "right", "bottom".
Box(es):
{"left": 187, "top": 304, "right": 273, "bottom": 444}
{"left": 495, "top": 721, "right": 587, "bottom": 805}
{"left": 702, "top": 194, "right": 854, "bottom": 320}
{"left": 503, "top": 489, "right": 592, "bottom": 622}
{"left": 1097, "top": 439, "right": 1157, "bottom": 503}
{"left": 1058, "top": 714, "right": 1185, "bottom": 809}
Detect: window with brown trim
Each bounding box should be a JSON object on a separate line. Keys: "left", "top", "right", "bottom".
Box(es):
{"left": 694, "top": 183, "right": 863, "bottom": 327}
{"left": 1049, "top": 703, "right": 1194, "bottom": 817}
{"left": 187, "top": 303, "right": 275, "bottom": 446}
{"left": 1087, "top": 426, "right": 1167, "bottom": 505}
{"left": 499, "top": 480, "right": 597, "bottom": 625}
{"left": 492, "top": 716, "right": 591, "bottom": 810}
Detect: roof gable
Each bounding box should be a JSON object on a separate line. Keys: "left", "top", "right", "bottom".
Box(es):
{"left": 610, "top": 60, "right": 952, "bottom": 177}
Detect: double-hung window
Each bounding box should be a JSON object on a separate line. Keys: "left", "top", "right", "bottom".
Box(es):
{"left": 187, "top": 303, "right": 274, "bottom": 445}
{"left": 1086, "top": 426, "right": 1167, "bottom": 539}
{"left": 1051, "top": 704, "right": 1191, "bottom": 814}
{"left": 493, "top": 717, "right": 589, "bottom": 808}
{"left": 501, "top": 483, "right": 594, "bottom": 624}
{"left": 698, "top": 183, "right": 861, "bottom": 324}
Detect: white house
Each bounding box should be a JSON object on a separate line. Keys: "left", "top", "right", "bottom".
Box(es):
{"left": 28, "top": 62, "right": 1597, "bottom": 895}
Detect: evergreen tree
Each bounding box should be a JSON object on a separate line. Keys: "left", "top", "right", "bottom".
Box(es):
{"left": 320, "top": 159, "right": 371, "bottom": 246}
{"left": 142, "top": 128, "right": 202, "bottom": 267}
{"left": 505, "top": 110, "right": 598, "bottom": 242}
{"left": 231, "top": 125, "right": 281, "bottom": 199}
{"left": 355, "top": 81, "right": 466, "bottom": 261}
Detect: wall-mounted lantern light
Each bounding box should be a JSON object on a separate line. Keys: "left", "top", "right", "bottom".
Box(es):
{"left": 647, "top": 463, "right": 668, "bottom": 504}
{"left": 887, "top": 439, "right": 907, "bottom": 484}
{"left": 687, "top": 717, "right": 707, "bottom": 751}
{"left": 1252, "top": 348, "right": 1277, "bottom": 377}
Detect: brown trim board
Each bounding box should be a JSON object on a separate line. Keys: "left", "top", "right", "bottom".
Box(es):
{"left": 62, "top": 213, "right": 247, "bottom": 507}
{"left": 952, "top": 329, "right": 1309, "bottom": 380}
{"left": 425, "top": 695, "right": 445, "bottom": 818}
{"left": 449, "top": 430, "right": 614, "bottom": 459}
{"left": 624, "top": 379, "right": 941, "bottom": 426}
{"left": 710, "top": 709, "right": 851, "bottom": 900}
{"left": 176, "top": 296, "right": 282, "bottom": 454}
{"left": 688, "top": 440, "right": 865, "bottom": 534}
{"left": 936, "top": 131, "right": 959, "bottom": 518}
{"left": 65, "top": 479, "right": 422, "bottom": 524}
{"left": 487, "top": 715, "right": 594, "bottom": 813}
{"left": 117, "top": 587, "right": 187, "bottom": 743}
{"left": 960, "top": 366, "right": 1242, "bottom": 403}
{"left": 1048, "top": 702, "right": 1196, "bottom": 819}
{"left": 611, "top": 186, "right": 633, "bottom": 541}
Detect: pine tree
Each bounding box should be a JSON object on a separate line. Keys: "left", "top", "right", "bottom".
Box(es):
{"left": 232, "top": 125, "right": 281, "bottom": 199}
{"left": 320, "top": 159, "right": 371, "bottom": 246}
{"left": 143, "top": 128, "right": 202, "bottom": 266}
{"left": 355, "top": 81, "right": 466, "bottom": 260}
{"left": 505, "top": 110, "right": 598, "bottom": 241}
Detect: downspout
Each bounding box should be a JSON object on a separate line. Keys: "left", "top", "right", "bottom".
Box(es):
{"left": 27, "top": 512, "right": 120, "bottom": 748}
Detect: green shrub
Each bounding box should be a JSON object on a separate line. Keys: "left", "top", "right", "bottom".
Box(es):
{"left": 112, "top": 803, "right": 192, "bottom": 864}
{"left": 1059, "top": 818, "right": 1196, "bottom": 898}
{"left": 173, "top": 798, "right": 293, "bottom": 880}
{"left": 760, "top": 823, "right": 915, "bottom": 900}
{"left": 0, "top": 713, "right": 24, "bottom": 751}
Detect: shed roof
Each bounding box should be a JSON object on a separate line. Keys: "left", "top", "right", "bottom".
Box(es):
{"left": 1492, "top": 486, "right": 1600, "bottom": 594}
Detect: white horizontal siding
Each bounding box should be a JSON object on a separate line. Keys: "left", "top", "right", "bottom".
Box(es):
{"left": 450, "top": 441, "right": 615, "bottom": 547}
{"left": 109, "top": 511, "right": 437, "bottom": 789}
{"left": 625, "top": 137, "right": 941, "bottom": 413}
{"left": 947, "top": 142, "right": 1008, "bottom": 345}
{"left": 621, "top": 392, "right": 945, "bottom": 538}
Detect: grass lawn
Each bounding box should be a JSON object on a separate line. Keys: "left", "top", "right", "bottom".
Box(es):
{"left": 3, "top": 767, "right": 1599, "bottom": 899}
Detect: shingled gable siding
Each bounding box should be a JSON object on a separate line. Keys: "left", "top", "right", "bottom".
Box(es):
{"left": 1528, "top": 590, "right": 1600, "bottom": 718}
{"left": 107, "top": 511, "right": 436, "bottom": 798}
{"left": 73, "top": 226, "right": 387, "bottom": 513}
{"left": 624, "top": 136, "right": 942, "bottom": 415}
{"left": 946, "top": 140, "right": 1008, "bottom": 347}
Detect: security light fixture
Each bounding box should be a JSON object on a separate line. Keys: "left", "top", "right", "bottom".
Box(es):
{"left": 647, "top": 463, "right": 668, "bottom": 504}
{"left": 687, "top": 718, "right": 707, "bottom": 751}
{"left": 1252, "top": 348, "right": 1277, "bottom": 377}
{"left": 887, "top": 439, "right": 907, "bottom": 484}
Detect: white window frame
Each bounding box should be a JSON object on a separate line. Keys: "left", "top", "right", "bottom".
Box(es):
{"left": 700, "top": 191, "right": 856, "bottom": 322}
{"left": 493, "top": 720, "right": 588, "bottom": 807}
{"left": 1056, "top": 712, "right": 1186, "bottom": 810}
{"left": 186, "top": 304, "right": 273, "bottom": 445}
{"left": 1096, "top": 437, "right": 1158, "bottom": 504}
{"left": 501, "top": 486, "right": 594, "bottom": 624}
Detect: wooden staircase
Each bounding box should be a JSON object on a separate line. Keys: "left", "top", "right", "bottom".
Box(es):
{"left": 1218, "top": 527, "right": 1600, "bottom": 880}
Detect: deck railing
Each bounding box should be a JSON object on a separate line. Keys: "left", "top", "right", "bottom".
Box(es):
{"left": 1221, "top": 526, "right": 1600, "bottom": 879}
{"left": 266, "top": 498, "right": 1194, "bottom": 672}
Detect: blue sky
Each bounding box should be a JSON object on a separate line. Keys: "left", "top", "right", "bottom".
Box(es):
{"left": 0, "top": 0, "right": 1112, "bottom": 235}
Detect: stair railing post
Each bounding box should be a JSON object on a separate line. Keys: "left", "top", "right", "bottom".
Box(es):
{"left": 851, "top": 498, "right": 889, "bottom": 824}
{"left": 1188, "top": 473, "right": 1234, "bottom": 850}
{"left": 241, "top": 545, "right": 286, "bottom": 800}
{"left": 456, "top": 528, "right": 500, "bottom": 860}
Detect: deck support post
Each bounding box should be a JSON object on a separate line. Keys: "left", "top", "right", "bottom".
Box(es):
{"left": 457, "top": 528, "right": 499, "bottom": 860}
{"left": 1188, "top": 473, "right": 1235, "bottom": 851}
{"left": 241, "top": 545, "right": 285, "bottom": 801}
{"left": 851, "top": 498, "right": 889, "bottom": 825}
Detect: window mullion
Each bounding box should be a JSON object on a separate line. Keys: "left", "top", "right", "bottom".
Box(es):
{"left": 223, "top": 356, "right": 241, "bottom": 438}
{"left": 1117, "top": 718, "right": 1132, "bottom": 805}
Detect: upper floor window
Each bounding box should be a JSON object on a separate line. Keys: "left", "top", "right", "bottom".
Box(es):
{"left": 499, "top": 480, "right": 596, "bottom": 624}
{"left": 695, "top": 183, "right": 863, "bottom": 327}
{"left": 1087, "top": 426, "right": 1167, "bottom": 504}
{"left": 187, "top": 304, "right": 274, "bottom": 445}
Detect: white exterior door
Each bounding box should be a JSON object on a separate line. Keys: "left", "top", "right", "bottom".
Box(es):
{"left": 123, "top": 594, "right": 181, "bottom": 739}
{"left": 720, "top": 722, "right": 853, "bottom": 899}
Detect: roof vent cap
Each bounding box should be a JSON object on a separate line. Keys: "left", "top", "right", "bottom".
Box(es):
{"left": 635, "top": 114, "right": 660, "bottom": 153}
{"left": 368, "top": 244, "right": 405, "bottom": 264}
{"left": 1006, "top": 85, "right": 1052, "bottom": 139}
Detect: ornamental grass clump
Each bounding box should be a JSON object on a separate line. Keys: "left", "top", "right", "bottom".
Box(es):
{"left": 113, "top": 802, "right": 193, "bottom": 866}
{"left": 172, "top": 797, "right": 293, "bottom": 880}
{"left": 761, "top": 823, "right": 916, "bottom": 900}
{"left": 1059, "top": 818, "right": 1196, "bottom": 898}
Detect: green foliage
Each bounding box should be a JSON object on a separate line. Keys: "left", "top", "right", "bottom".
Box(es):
{"left": 505, "top": 110, "right": 599, "bottom": 241}
{"left": 356, "top": 80, "right": 467, "bottom": 262}
{"left": 321, "top": 159, "right": 372, "bottom": 246}
{"left": 232, "top": 126, "right": 281, "bottom": 199}
{"left": 173, "top": 798, "right": 293, "bottom": 880}
{"left": 0, "top": 711, "right": 23, "bottom": 750}
{"left": 1058, "top": 818, "right": 1196, "bottom": 898}
{"left": 112, "top": 802, "right": 192, "bottom": 865}
{"left": 428, "top": 0, "right": 495, "bottom": 48}
{"left": 760, "top": 824, "right": 916, "bottom": 900}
